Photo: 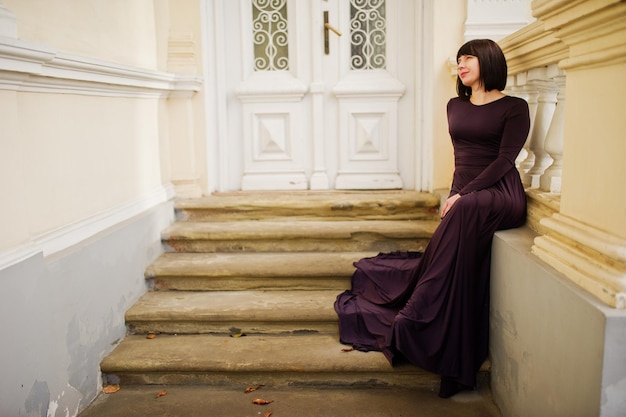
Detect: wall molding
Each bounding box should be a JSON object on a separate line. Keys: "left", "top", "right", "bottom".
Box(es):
{"left": 498, "top": 21, "right": 568, "bottom": 76}
{"left": 0, "top": 36, "right": 202, "bottom": 98}
{"left": 0, "top": 183, "right": 175, "bottom": 271}
{"left": 532, "top": 213, "right": 626, "bottom": 309}
{"left": 532, "top": 0, "right": 626, "bottom": 72}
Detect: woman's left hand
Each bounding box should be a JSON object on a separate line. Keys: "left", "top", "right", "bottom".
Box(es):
{"left": 441, "top": 194, "right": 461, "bottom": 218}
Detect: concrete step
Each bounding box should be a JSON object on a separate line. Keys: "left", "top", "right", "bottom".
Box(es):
{"left": 126, "top": 290, "right": 341, "bottom": 335}
{"left": 145, "top": 251, "right": 373, "bottom": 291}
{"left": 98, "top": 191, "right": 449, "bottom": 393}
{"left": 78, "top": 384, "right": 503, "bottom": 417}
{"left": 162, "top": 219, "right": 439, "bottom": 253}
{"left": 175, "top": 190, "right": 440, "bottom": 222}
{"left": 101, "top": 333, "right": 441, "bottom": 387}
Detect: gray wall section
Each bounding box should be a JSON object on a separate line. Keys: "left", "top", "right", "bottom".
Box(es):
{"left": 490, "top": 228, "right": 626, "bottom": 417}
{"left": 0, "top": 201, "right": 173, "bottom": 417}
{"left": 602, "top": 310, "right": 626, "bottom": 416}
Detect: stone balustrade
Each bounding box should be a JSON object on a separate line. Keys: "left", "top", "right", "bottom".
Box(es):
{"left": 509, "top": 64, "right": 564, "bottom": 193}
{"left": 500, "top": 20, "right": 567, "bottom": 234}
{"left": 498, "top": 0, "right": 626, "bottom": 309}
{"left": 507, "top": 65, "right": 566, "bottom": 236}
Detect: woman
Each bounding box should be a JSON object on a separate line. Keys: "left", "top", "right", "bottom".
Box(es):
{"left": 334, "top": 39, "right": 530, "bottom": 398}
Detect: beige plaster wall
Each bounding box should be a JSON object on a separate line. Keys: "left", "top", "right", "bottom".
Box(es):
{"left": 431, "top": 0, "right": 466, "bottom": 191}
{"left": 0, "top": 93, "right": 163, "bottom": 251}
{"left": 3, "top": 0, "right": 158, "bottom": 69}
{"left": 0, "top": 90, "right": 29, "bottom": 249}
{"left": 0, "top": 1, "right": 167, "bottom": 252}
{"left": 153, "top": 0, "right": 172, "bottom": 72}
{"left": 158, "top": 0, "right": 207, "bottom": 195}
{"left": 560, "top": 63, "right": 626, "bottom": 240}
{"left": 167, "top": 0, "right": 203, "bottom": 73}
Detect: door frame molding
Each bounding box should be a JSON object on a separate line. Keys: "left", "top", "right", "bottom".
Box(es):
{"left": 414, "top": 0, "right": 435, "bottom": 192}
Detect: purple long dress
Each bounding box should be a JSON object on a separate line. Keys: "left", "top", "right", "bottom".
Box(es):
{"left": 335, "top": 95, "right": 530, "bottom": 388}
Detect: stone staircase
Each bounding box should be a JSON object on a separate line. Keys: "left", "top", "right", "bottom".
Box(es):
{"left": 100, "top": 190, "right": 448, "bottom": 389}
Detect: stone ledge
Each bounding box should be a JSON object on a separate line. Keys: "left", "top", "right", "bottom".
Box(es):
{"left": 125, "top": 290, "right": 341, "bottom": 335}
{"left": 525, "top": 188, "right": 560, "bottom": 235}
{"left": 101, "top": 334, "right": 438, "bottom": 387}
{"left": 533, "top": 213, "right": 626, "bottom": 309}
{"left": 175, "top": 190, "right": 441, "bottom": 221}
{"left": 490, "top": 227, "right": 626, "bottom": 417}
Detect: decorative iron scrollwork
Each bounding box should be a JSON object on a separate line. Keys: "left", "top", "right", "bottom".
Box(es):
{"left": 252, "top": 0, "right": 289, "bottom": 71}
{"left": 350, "top": 0, "right": 386, "bottom": 70}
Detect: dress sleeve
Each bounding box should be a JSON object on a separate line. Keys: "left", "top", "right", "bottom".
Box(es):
{"left": 459, "top": 99, "right": 530, "bottom": 195}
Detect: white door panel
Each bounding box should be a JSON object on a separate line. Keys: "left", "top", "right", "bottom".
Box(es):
{"left": 207, "top": 0, "right": 418, "bottom": 191}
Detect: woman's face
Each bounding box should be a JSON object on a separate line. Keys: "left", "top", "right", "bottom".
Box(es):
{"left": 457, "top": 54, "right": 480, "bottom": 88}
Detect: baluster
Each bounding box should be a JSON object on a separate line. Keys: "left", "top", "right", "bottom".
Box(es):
{"left": 540, "top": 73, "right": 566, "bottom": 193}
{"left": 507, "top": 75, "right": 529, "bottom": 168}
{"left": 519, "top": 87, "right": 540, "bottom": 175}
{"left": 513, "top": 72, "right": 540, "bottom": 174}
{"left": 523, "top": 72, "right": 558, "bottom": 188}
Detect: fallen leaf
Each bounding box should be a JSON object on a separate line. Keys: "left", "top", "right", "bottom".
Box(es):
{"left": 252, "top": 398, "right": 274, "bottom": 405}
{"left": 263, "top": 411, "right": 273, "bottom": 417}
{"left": 155, "top": 390, "right": 167, "bottom": 398}
{"left": 341, "top": 347, "right": 354, "bottom": 352}
{"left": 244, "top": 385, "right": 264, "bottom": 393}
{"left": 146, "top": 333, "right": 156, "bottom": 339}
{"left": 102, "top": 384, "right": 120, "bottom": 394}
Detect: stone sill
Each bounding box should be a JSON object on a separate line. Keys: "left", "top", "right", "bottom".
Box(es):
{"left": 525, "top": 188, "right": 560, "bottom": 234}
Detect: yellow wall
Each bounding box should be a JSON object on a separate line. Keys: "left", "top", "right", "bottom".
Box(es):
{"left": 0, "top": 0, "right": 168, "bottom": 252}
{"left": 431, "top": 0, "right": 466, "bottom": 191}
{"left": 21, "top": 94, "right": 162, "bottom": 234}
{"left": 0, "top": 92, "right": 164, "bottom": 251}
{"left": 561, "top": 63, "right": 626, "bottom": 239}
{"left": 161, "top": 0, "right": 207, "bottom": 195}
{"left": 3, "top": 0, "right": 158, "bottom": 69}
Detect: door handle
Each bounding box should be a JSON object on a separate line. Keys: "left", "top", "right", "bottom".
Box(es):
{"left": 324, "top": 11, "right": 342, "bottom": 55}
{"left": 324, "top": 23, "right": 342, "bottom": 37}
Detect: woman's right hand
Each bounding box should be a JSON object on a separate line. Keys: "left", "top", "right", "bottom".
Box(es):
{"left": 440, "top": 194, "right": 461, "bottom": 219}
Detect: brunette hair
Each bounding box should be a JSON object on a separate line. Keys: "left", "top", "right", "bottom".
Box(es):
{"left": 456, "top": 39, "right": 508, "bottom": 100}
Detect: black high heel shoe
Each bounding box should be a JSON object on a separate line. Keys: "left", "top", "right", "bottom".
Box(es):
{"left": 438, "top": 376, "right": 472, "bottom": 398}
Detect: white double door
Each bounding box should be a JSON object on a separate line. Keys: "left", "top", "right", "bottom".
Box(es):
{"left": 207, "top": 0, "right": 420, "bottom": 191}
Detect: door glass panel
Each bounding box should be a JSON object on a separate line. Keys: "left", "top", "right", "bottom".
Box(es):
{"left": 251, "top": 0, "right": 289, "bottom": 71}
{"left": 350, "top": 0, "right": 386, "bottom": 70}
